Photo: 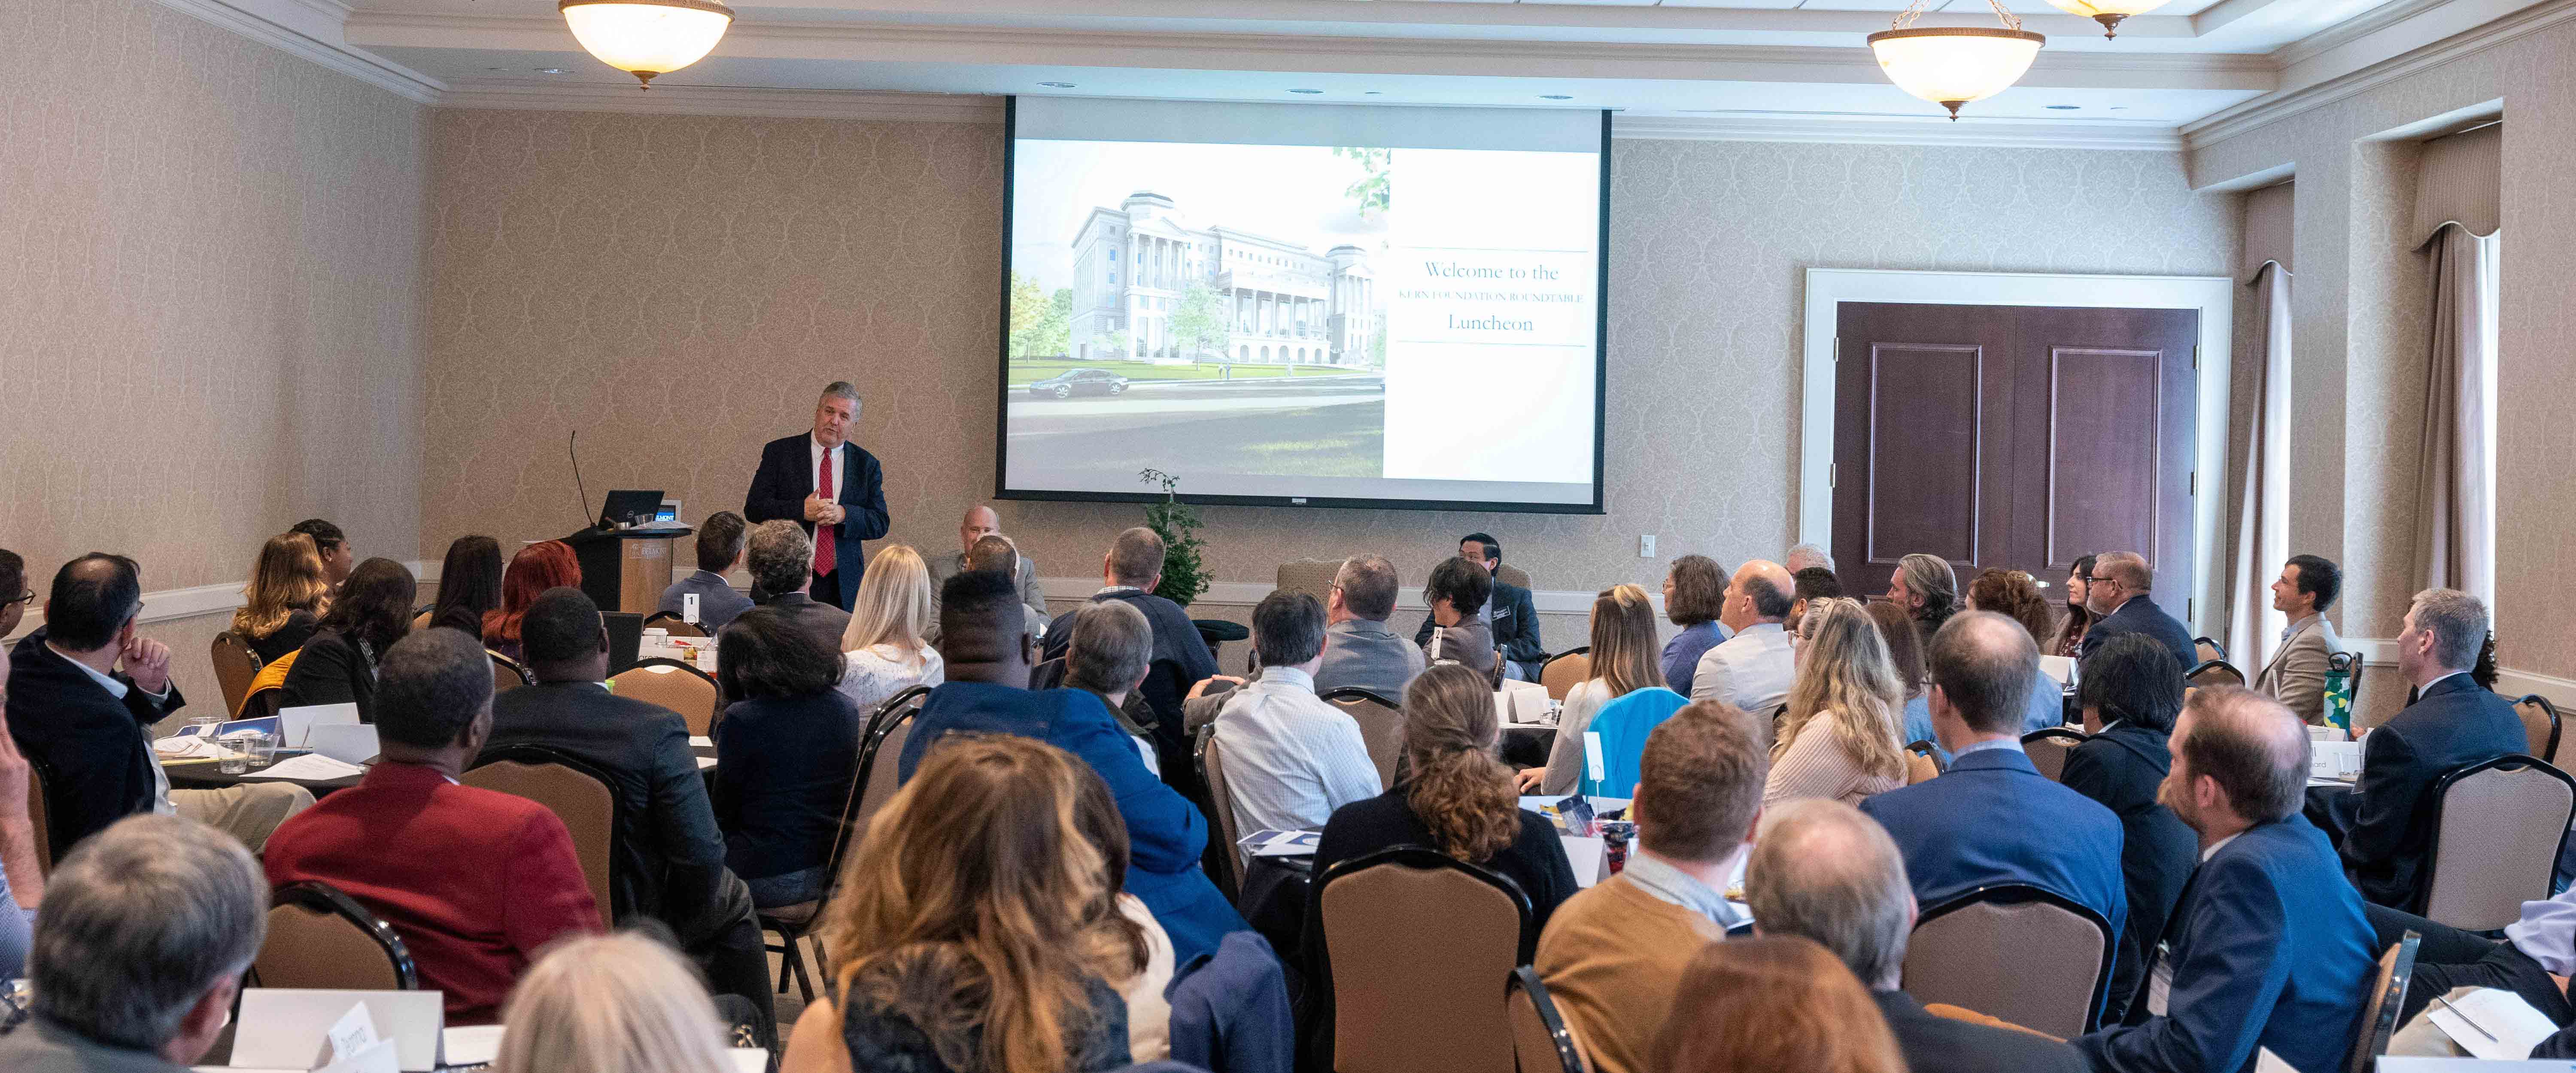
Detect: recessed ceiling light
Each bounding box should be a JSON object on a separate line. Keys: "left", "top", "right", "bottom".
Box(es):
{"left": 1363, "top": 91, "right": 1383, "bottom": 95}
{"left": 535, "top": 67, "right": 569, "bottom": 74}
{"left": 1038, "top": 81, "right": 1075, "bottom": 88}
{"left": 1289, "top": 88, "right": 1324, "bottom": 94}
{"left": 1540, "top": 94, "right": 1574, "bottom": 100}
{"left": 2046, "top": 104, "right": 2080, "bottom": 110}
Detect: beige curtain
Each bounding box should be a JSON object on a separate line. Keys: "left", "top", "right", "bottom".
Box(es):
{"left": 2227, "top": 261, "right": 2292, "bottom": 668}
{"left": 2413, "top": 222, "right": 2500, "bottom": 608}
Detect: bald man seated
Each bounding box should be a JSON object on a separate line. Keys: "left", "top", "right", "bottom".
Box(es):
{"left": 1688, "top": 560, "right": 1799, "bottom": 726}
{"left": 924, "top": 506, "right": 1045, "bottom": 620}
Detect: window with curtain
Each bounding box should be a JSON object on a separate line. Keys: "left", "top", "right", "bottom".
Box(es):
{"left": 2411, "top": 122, "right": 2501, "bottom": 610}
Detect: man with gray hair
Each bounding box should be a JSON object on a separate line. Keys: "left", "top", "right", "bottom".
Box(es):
{"left": 743, "top": 518, "right": 851, "bottom": 649}
{"left": 1689, "top": 559, "right": 1798, "bottom": 721}
{"left": 1315, "top": 553, "right": 1425, "bottom": 698}
{"left": 2078, "top": 551, "right": 2196, "bottom": 673}
{"left": 1063, "top": 599, "right": 1162, "bottom": 773}
{"left": 1751, "top": 799, "right": 2087, "bottom": 1073}
{"left": 1209, "top": 590, "right": 1380, "bottom": 837}
{"left": 744, "top": 381, "right": 890, "bottom": 609}
{"left": 1784, "top": 543, "right": 1836, "bottom": 575}
{"left": 2325, "top": 587, "right": 2524, "bottom": 908}
{"left": 1040, "top": 527, "right": 1218, "bottom": 781}
{"left": 0, "top": 813, "right": 267, "bottom": 1071}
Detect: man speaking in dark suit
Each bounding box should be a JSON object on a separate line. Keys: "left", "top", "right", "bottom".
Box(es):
{"left": 2078, "top": 551, "right": 2199, "bottom": 675}
{"left": 1414, "top": 532, "right": 1545, "bottom": 680}
{"left": 744, "top": 381, "right": 889, "bottom": 609}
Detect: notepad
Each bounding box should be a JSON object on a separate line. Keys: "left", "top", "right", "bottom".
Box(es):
{"left": 241, "top": 754, "right": 368, "bottom": 782}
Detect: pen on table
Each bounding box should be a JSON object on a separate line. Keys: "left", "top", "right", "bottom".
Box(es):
{"left": 2430, "top": 994, "right": 2497, "bottom": 1042}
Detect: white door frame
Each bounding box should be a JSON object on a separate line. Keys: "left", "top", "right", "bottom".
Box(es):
{"left": 1799, "top": 268, "right": 2236, "bottom": 632}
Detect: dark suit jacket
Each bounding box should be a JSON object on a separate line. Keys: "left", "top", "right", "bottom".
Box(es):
{"left": 2343, "top": 673, "right": 2527, "bottom": 907}
{"left": 279, "top": 627, "right": 378, "bottom": 721}
{"left": 1874, "top": 989, "right": 2089, "bottom": 1073}
{"left": 710, "top": 691, "right": 864, "bottom": 882}
{"left": 2081, "top": 596, "right": 2199, "bottom": 675}
{"left": 756, "top": 590, "right": 851, "bottom": 653}
{"left": 1857, "top": 747, "right": 2129, "bottom": 950}
{"left": 1413, "top": 578, "right": 1546, "bottom": 668}
{"left": 2078, "top": 816, "right": 2377, "bottom": 1073}
{"left": 1043, "top": 590, "right": 1218, "bottom": 758}
{"left": 743, "top": 433, "right": 890, "bottom": 607}
{"left": 5, "top": 628, "right": 185, "bottom": 851}
{"left": 2062, "top": 723, "right": 2198, "bottom": 1021}
{"left": 484, "top": 681, "right": 729, "bottom": 932}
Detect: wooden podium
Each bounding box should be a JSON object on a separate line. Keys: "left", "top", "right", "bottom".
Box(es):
{"left": 562, "top": 526, "right": 693, "bottom": 615}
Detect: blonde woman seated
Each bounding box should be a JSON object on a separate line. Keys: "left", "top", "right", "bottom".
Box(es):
{"left": 495, "top": 932, "right": 744, "bottom": 1073}
{"left": 1764, "top": 598, "right": 1907, "bottom": 807}
{"left": 784, "top": 735, "right": 1144, "bottom": 1073}
{"left": 1521, "top": 584, "right": 1665, "bottom": 795}
{"left": 837, "top": 545, "right": 944, "bottom": 712}
{"left": 233, "top": 532, "right": 334, "bottom": 663}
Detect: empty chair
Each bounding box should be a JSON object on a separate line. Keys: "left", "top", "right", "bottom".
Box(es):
{"left": 210, "top": 632, "right": 264, "bottom": 717}
{"left": 256, "top": 881, "right": 418, "bottom": 991}
{"left": 610, "top": 658, "right": 720, "bottom": 737}
{"left": 2420, "top": 755, "right": 2576, "bottom": 930}
{"left": 1901, "top": 884, "right": 2113, "bottom": 1039}
{"left": 1316, "top": 846, "right": 1533, "bottom": 1073}
{"left": 2346, "top": 932, "right": 2421, "bottom": 1073}
{"left": 2021, "top": 727, "right": 2086, "bottom": 783}
{"left": 1540, "top": 649, "right": 1592, "bottom": 703}
{"left": 462, "top": 746, "right": 620, "bottom": 918}
{"left": 1324, "top": 686, "right": 1406, "bottom": 788}
{"left": 1507, "top": 965, "right": 1589, "bottom": 1073}
{"left": 2516, "top": 694, "right": 2563, "bottom": 769}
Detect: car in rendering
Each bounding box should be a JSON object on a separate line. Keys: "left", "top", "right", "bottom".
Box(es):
{"left": 1026, "top": 368, "right": 1131, "bottom": 398}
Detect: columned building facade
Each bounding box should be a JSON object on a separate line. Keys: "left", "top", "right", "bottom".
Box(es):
{"left": 1067, "top": 192, "right": 1374, "bottom": 366}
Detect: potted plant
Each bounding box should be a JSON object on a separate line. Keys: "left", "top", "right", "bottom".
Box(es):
{"left": 1138, "top": 468, "right": 1211, "bottom": 606}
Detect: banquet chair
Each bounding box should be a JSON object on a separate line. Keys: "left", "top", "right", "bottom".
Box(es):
{"left": 489, "top": 650, "right": 532, "bottom": 693}
{"left": 2193, "top": 637, "right": 2227, "bottom": 666}
{"left": 1276, "top": 558, "right": 1343, "bottom": 606}
{"left": 1902, "top": 740, "right": 1942, "bottom": 785}
{"left": 2185, "top": 659, "right": 2245, "bottom": 689}
{"left": 1315, "top": 846, "right": 1532, "bottom": 1073}
{"left": 410, "top": 609, "right": 432, "bottom": 632}
{"left": 1322, "top": 687, "right": 1406, "bottom": 788}
{"left": 1902, "top": 883, "right": 2112, "bottom": 1038}
{"left": 463, "top": 745, "right": 621, "bottom": 918}
{"left": 237, "top": 650, "right": 301, "bottom": 719}
{"left": 1496, "top": 564, "right": 1532, "bottom": 592}
{"left": 2515, "top": 694, "right": 2564, "bottom": 770}
{"left": 255, "top": 881, "right": 419, "bottom": 991}
{"left": 2419, "top": 754, "right": 2576, "bottom": 930}
{"left": 25, "top": 754, "right": 57, "bottom": 876}
{"left": 760, "top": 687, "right": 925, "bottom": 1003}
{"left": 1195, "top": 724, "right": 1246, "bottom": 901}
{"left": 611, "top": 658, "right": 722, "bottom": 737}
{"left": 1539, "top": 649, "right": 1591, "bottom": 703}
{"left": 642, "top": 610, "right": 707, "bottom": 638}
{"left": 2345, "top": 931, "right": 2422, "bottom": 1073}
{"left": 210, "top": 631, "right": 264, "bottom": 716}
{"left": 1508, "top": 965, "right": 1590, "bottom": 1073}
{"left": 2020, "top": 727, "right": 2086, "bottom": 783}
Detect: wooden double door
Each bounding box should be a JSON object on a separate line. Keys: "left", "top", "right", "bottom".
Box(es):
{"left": 1829, "top": 301, "right": 2198, "bottom": 622}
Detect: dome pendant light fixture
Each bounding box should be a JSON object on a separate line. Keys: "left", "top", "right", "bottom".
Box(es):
{"left": 1867, "top": 0, "right": 2045, "bottom": 120}
{"left": 2041, "top": 0, "right": 2171, "bottom": 38}
{"left": 558, "top": 0, "right": 735, "bottom": 89}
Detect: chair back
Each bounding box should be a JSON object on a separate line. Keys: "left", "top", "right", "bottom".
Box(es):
{"left": 1539, "top": 649, "right": 1591, "bottom": 703}
{"left": 1323, "top": 687, "right": 1406, "bottom": 788}
{"left": 1029, "top": 656, "right": 1068, "bottom": 692}
{"left": 1195, "top": 724, "right": 1246, "bottom": 902}
{"left": 463, "top": 745, "right": 621, "bottom": 917}
{"left": 2516, "top": 695, "right": 2564, "bottom": 770}
{"left": 1905, "top": 750, "right": 1940, "bottom": 786}
{"left": 1276, "top": 559, "right": 1343, "bottom": 605}
{"left": 2194, "top": 636, "right": 2227, "bottom": 665}
{"left": 852, "top": 687, "right": 929, "bottom": 847}
{"left": 211, "top": 631, "right": 264, "bottom": 716}
{"left": 610, "top": 658, "right": 721, "bottom": 737}
{"left": 2421, "top": 754, "right": 2576, "bottom": 929}
{"left": 1317, "top": 846, "right": 1532, "bottom": 1073}
{"left": 1495, "top": 564, "right": 1532, "bottom": 591}
{"left": 238, "top": 649, "right": 302, "bottom": 719}
{"left": 489, "top": 651, "right": 532, "bottom": 693}
{"left": 1507, "top": 965, "right": 1588, "bottom": 1073}
{"left": 256, "top": 881, "right": 419, "bottom": 991}
{"left": 2186, "top": 659, "right": 2245, "bottom": 689}
{"left": 410, "top": 609, "right": 433, "bottom": 632}
{"left": 1901, "top": 883, "right": 2113, "bottom": 1038}
{"left": 2020, "top": 727, "right": 2087, "bottom": 783}
{"left": 2347, "top": 931, "right": 2422, "bottom": 1073}
{"left": 24, "top": 753, "right": 56, "bottom": 876}
{"left": 642, "top": 611, "right": 707, "bottom": 638}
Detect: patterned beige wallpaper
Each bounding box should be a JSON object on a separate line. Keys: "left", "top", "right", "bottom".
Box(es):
{"left": 2190, "top": 18, "right": 2576, "bottom": 682}
{"left": 424, "top": 112, "right": 2238, "bottom": 653}
{"left": 2, "top": 0, "right": 429, "bottom": 707}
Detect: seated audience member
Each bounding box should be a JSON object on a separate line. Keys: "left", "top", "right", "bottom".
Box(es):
{"left": 1787, "top": 566, "right": 1844, "bottom": 640}
{"left": 1964, "top": 567, "right": 2081, "bottom": 733}
{"left": 2323, "top": 587, "right": 2524, "bottom": 908}
{"left": 1872, "top": 602, "right": 1949, "bottom": 765}
{"left": 2063, "top": 634, "right": 2197, "bottom": 1024}
{"left": 485, "top": 586, "right": 774, "bottom": 1037}
{"left": 788, "top": 735, "right": 1144, "bottom": 1073}
{"left": 1658, "top": 555, "right": 1732, "bottom": 695}
{"left": 1537, "top": 701, "right": 1766, "bottom": 1073}
{"left": 834, "top": 544, "right": 943, "bottom": 712}
{"left": 231, "top": 533, "right": 331, "bottom": 663}
{"left": 428, "top": 535, "right": 504, "bottom": 640}
{"left": 0, "top": 814, "right": 267, "bottom": 1073}
{"left": 496, "top": 932, "right": 744, "bottom": 1073}
{"left": 1886, "top": 552, "right": 1960, "bottom": 638}
{"left": 903, "top": 570, "right": 1245, "bottom": 964}
{"left": 0, "top": 643, "right": 40, "bottom": 978}
{"left": 2058, "top": 554, "right": 2099, "bottom": 658}
{"left": 1766, "top": 599, "right": 1905, "bottom": 806}
{"left": 483, "top": 540, "right": 580, "bottom": 663}
{"left": 956, "top": 534, "right": 1045, "bottom": 646}
{"left": 925, "top": 504, "right": 1047, "bottom": 621}
{"left": 2253, "top": 554, "right": 2345, "bottom": 725}
{"left": 2361, "top": 875, "right": 2576, "bottom": 1031}
{"left": 1785, "top": 542, "right": 1837, "bottom": 576}
{"left": 1417, "top": 555, "right": 1499, "bottom": 676}
{"left": 2076, "top": 687, "right": 2377, "bottom": 1073}
{"left": 1040, "top": 527, "right": 1219, "bottom": 773}
{"left": 1753, "top": 800, "right": 2088, "bottom": 1073}
{"left": 291, "top": 518, "right": 354, "bottom": 588}
{"left": 1314, "top": 553, "right": 1424, "bottom": 698}
{"left": 1074, "top": 763, "right": 1179, "bottom": 1062}
{"left": 1414, "top": 533, "right": 1545, "bottom": 680}
{"left": 263, "top": 628, "right": 600, "bottom": 1023}
{"left": 2078, "top": 551, "right": 2197, "bottom": 671}
{"left": 1690, "top": 560, "right": 1798, "bottom": 721}
{"left": 1525, "top": 584, "right": 1665, "bottom": 794}
{"left": 1651, "top": 937, "right": 1906, "bottom": 1073}
{"left": 10, "top": 554, "right": 310, "bottom": 851}
{"left": 1063, "top": 600, "right": 1166, "bottom": 773}
{"left": 656, "top": 511, "right": 753, "bottom": 633}
{"left": 280, "top": 557, "right": 416, "bottom": 721}
{"left": 1211, "top": 591, "right": 1382, "bottom": 836}
{"left": 714, "top": 606, "right": 863, "bottom": 910}
{"left": 1858, "top": 612, "right": 2127, "bottom": 949}
{"left": 0, "top": 548, "right": 26, "bottom": 638}
{"left": 745, "top": 520, "right": 852, "bottom": 649}
{"left": 1317, "top": 663, "right": 1578, "bottom": 924}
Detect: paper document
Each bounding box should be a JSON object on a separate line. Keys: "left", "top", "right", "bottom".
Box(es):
{"left": 2253, "top": 1049, "right": 2299, "bottom": 1073}
{"left": 2424, "top": 986, "right": 2561, "bottom": 1061}
{"left": 690, "top": 736, "right": 714, "bottom": 747}
{"left": 438, "top": 1025, "right": 505, "bottom": 1068}
{"left": 154, "top": 736, "right": 238, "bottom": 761}
{"left": 696, "top": 756, "right": 718, "bottom": 770}
{"left": 1561, "top": 835, "right": 1605, "bottom": 888}
{"left": 305, "top": 725, "right": 380, "bottom": 766}
{"left": 2311, "top": 740, "right": 2363, "bottom": 781}
{"left": 241, "top": 754, "right": 368, "bottom": 782}
{"left": 1238, "top": 829, "right": 1321, "bottom": 858}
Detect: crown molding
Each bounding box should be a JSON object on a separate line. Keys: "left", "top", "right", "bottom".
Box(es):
{"left": 437, "top": 80, "right": 1004, "bottom": 123}
{"left": 1614, "top": 112, "right": 2184, "bottom": 152}
{"left": 2182, "top": 0, "right": 2576, "bottom": 151}
{"left": 147, "top": 0, "right": 446, "bottom": 104}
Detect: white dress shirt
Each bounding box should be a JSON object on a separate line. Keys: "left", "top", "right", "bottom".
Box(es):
{"left": 808, "top": 435, "right": 843, "bottom": 502}
{"left": 1209, "top": 665, "right": 1383, "bottom": 840}
{"left": 1689, "top": 621, "right": 1798, "bottom": 717}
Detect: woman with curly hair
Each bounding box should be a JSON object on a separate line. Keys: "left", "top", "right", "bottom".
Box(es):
{"left": 1968, "top": 568, "right": 2061, "bottom": 653}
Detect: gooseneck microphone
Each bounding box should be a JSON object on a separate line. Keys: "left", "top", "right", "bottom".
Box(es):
{"left": 571, "top": 430, "right": 596, "bottom": 528}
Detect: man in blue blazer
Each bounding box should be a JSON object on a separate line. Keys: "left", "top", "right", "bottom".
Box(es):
{"left": 2078, "top": 552, "right": 2199, "bottom": 675}
{"left": 2332, "top": 588, "right": 2525, "bottom": 908}
{"left": 2078, "top": 687, "right": 2377, "bottom": 1073}
{"left": 902, "top": 570, "right": 1248, "bottom": 964}
{"left": 1859, "top": 612, "right": 2128, "bottom": 950}
{"left": 743, "top": 382, "right": 890, "bottom": 609}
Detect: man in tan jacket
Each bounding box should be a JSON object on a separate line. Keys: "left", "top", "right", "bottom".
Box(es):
{"left": 1534, "top": 701, "right": 1765, "bottom": 1073}
{"left": 2252, "top": 555, "right": 2344, "bottom": 725}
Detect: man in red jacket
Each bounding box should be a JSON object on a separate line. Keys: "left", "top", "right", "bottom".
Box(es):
{"left": 264, "top": 627, "right": 600, "bottom": 1023}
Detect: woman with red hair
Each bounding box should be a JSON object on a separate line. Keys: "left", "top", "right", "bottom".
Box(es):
{"left": 484, "top": 540, "right": 581, "bottom": 662}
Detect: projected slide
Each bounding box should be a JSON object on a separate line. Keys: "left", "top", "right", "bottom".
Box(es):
{"left": 999, "top": 100, "right": 1607, "bottom": 512}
